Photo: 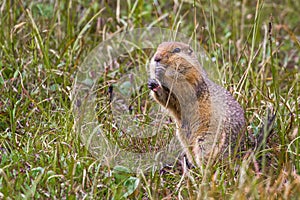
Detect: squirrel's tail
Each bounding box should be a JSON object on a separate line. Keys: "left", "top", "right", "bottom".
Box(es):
{"left": 254, "top": 108, "right": 277, "bottom": 152}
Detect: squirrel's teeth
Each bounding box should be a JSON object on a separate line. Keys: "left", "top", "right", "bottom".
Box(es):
{"left": 153, "top": 85, "right": 161, "bottom": 92}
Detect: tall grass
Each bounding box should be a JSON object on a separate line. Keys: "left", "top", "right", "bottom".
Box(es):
{"left": 0, "top": 0, "right": 299, "bottom": 199}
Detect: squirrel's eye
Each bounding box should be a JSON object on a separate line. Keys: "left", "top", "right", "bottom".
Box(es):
{"left": 172, "top": 47, "right": 181, "bottom": 53}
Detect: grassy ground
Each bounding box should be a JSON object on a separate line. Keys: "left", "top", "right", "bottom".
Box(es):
{"left": 0, "top": 0, "right": 299, "bottom": 199}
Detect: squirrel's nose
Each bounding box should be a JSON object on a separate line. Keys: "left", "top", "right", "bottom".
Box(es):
{"left": 154, "top": 54, "right": 162, "bottom": 62}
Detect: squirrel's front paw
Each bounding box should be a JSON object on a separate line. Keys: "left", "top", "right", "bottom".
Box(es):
{"left": 148, "top": 79, "right": 161, "bottom": 92}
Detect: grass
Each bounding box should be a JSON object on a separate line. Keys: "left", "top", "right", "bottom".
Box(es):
{"left": 0, "top": 0, "right": 299, "bottom": 199}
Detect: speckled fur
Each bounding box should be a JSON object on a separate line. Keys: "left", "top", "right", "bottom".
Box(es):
{"left": 149, "top": 42, "right": 245, "bottom": 166}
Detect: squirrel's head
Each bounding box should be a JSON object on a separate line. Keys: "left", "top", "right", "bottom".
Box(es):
{"left": 151, "top": 42, "right": 203, "bottom": 86}
{"left": 154, "top": 42, "right": 195, "bottom": 63}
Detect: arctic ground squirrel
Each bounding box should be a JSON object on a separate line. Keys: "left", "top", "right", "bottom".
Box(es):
{"left": 148, "top": 42, "right": 246, "bottom": 166}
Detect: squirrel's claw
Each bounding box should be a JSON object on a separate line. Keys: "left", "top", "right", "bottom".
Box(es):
{"left": 148, "top": 79, "right": 160, "bottom": 92}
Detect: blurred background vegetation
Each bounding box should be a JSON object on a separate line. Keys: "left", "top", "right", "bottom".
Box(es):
{"left": 0, "top": 0, "right": 299, "bottom": 199}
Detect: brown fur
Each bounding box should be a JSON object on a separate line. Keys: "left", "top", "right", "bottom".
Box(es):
{"left": 148, "top": 42, "right": 245, "bottom": 166}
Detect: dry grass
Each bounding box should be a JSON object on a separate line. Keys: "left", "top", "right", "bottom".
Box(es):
{"left": 0, "top": 0, "right": 299, "bottom": 199}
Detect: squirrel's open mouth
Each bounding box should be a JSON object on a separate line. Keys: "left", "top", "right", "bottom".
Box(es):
{"left": 152, "top": 84, "right": 160, "bottom": 92}
{"left": 148, "top": 79, "right": 161, "bottom": 92}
